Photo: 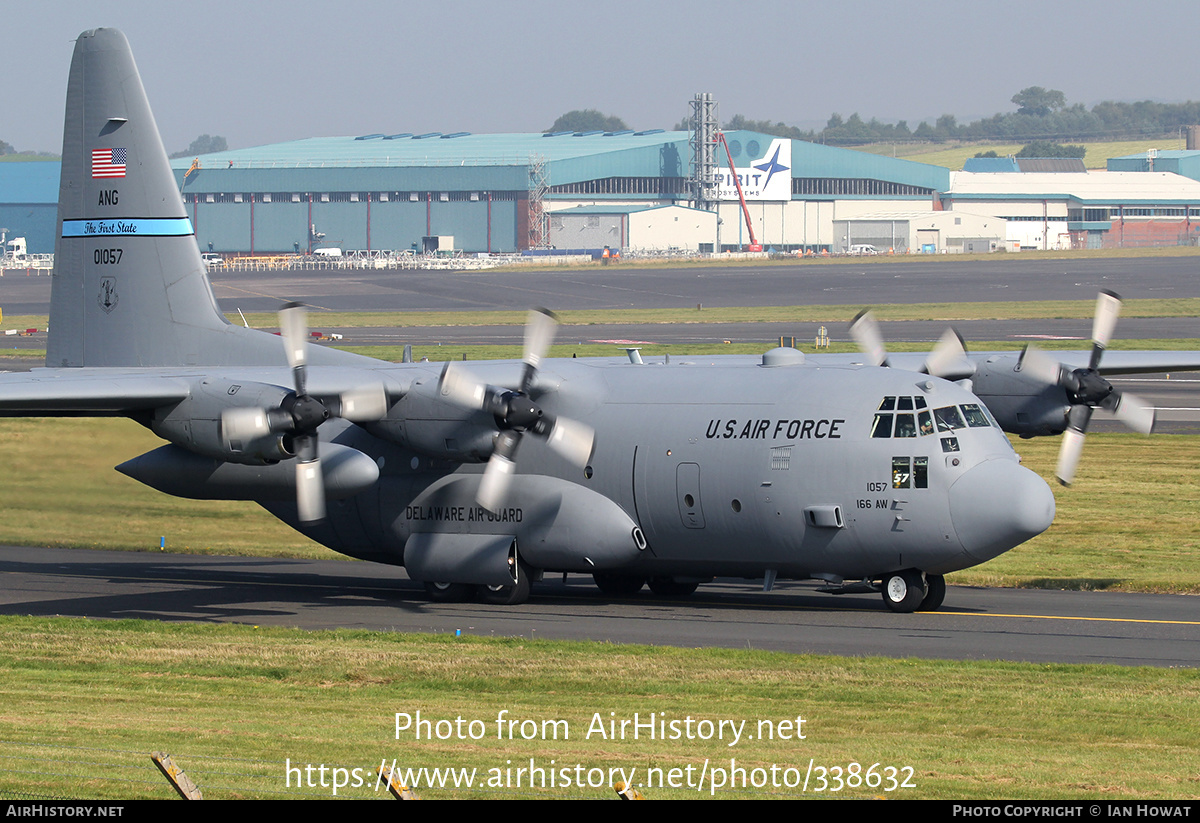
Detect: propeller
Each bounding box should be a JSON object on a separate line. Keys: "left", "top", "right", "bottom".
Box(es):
{"left": 849, "top": 310, "right": 889, "bottom": 368}
{"left": 849, "top": 310, "right": 976, "bottom": 381}
{"left": 220, "top": 302, "right": 388, "bottom": 522}
{"left": 1017, "top": 290, "right": 1155, "bottom": 485}
{"left": 438, "top": 308, "right": 594, "bottom": 511}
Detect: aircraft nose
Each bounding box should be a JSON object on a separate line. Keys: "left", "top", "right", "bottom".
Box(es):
{"left": 949, "top": 459, "right": 1055, "bottom": 563}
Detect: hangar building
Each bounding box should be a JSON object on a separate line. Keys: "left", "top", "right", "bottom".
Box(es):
{"left": 161, "top": 130, "right": 950, "bottom": 255}
{"left": 5, "top": 136, "right": 1200, "bottom": 255}
{"left": 944, "top": 168, "right": 1200, "bottom": 250}
{"left": 0, "top": 162, "right": 59, "bottom": 256}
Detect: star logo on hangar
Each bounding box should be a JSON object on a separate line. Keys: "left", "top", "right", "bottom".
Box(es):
{"left": 753, "top": 144, "right": 789, "bottom": 189}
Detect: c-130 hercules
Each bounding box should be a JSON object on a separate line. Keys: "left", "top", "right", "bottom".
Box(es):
{"left": 18, "top": 27, "right": 1192, "bottom": 613}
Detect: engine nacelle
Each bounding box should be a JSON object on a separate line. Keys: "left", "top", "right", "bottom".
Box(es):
{"left": 367, "top": 373, "right": 498, "bottom": 462}
{"left": 399, "top": 474, "right": 645, "bottom": 575}
{"left": 117, "top": 441, "right": 379, "bottom": 500}
{"left": 972, "top": 356, "right": 1070, "bottom": 436}
{"left": 151, "top": 378, "right": 295, "bottom": 464}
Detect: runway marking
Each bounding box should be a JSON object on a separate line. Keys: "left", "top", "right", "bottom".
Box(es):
{"left": 213, "top": 282, "right": 333, "bottom": 312}
{"left": 695, "top": 596, "right": 1200, "bottom": 627}
{"left": 930, "top": 610, "right": 1200, "bottom": 626}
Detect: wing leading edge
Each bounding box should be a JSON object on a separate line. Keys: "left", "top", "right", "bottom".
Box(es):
{"left": 0, "top": 370, "right": 191, "bottom": 416}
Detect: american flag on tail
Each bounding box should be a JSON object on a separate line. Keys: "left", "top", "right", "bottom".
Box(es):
{"left": 92, "top": 147, "right": 127, "bottom": 178}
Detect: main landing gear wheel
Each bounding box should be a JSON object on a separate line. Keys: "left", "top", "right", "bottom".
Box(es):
{"left": 647, "top": 577, "right": 699, "bottom": 597}
{"left": 424, "top": 581, "right": 473, "bottom": 603}
{"left": 881, "top": 569, "right": 927, "bottom": 613}
{"left": 919, "top": 574, "right": 946, "bottom": 612}
{"left": 592, "top": 573, "right": 645, "bottom": 596}
{"left": 479, "top": 562, "right": 533, "bottom": 606}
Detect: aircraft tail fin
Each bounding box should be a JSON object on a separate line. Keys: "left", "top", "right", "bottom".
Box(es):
{"left": 49, "top": 29, "right": 278, "bottom": 368}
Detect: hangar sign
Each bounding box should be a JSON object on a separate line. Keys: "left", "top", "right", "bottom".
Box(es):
{"left": 716, "top": 138, "right": 791, "bottom": 201}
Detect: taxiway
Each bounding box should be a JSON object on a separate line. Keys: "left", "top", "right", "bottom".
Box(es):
{"left": 1, "top": 546, "right": 1195, "bottom": 668}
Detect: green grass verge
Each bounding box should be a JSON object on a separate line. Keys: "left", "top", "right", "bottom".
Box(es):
{"left": 0, "top": 419, "right": 1197, "bottom": 593}
{"left": 856, "top": 138, "right": 1187, "bottom": 170}
{"left": 0, "top": 153, "right": 59, "bottom": 162}
{"left": 220, "top": 295, "right": 1200, "bottom": 331}
{"left": 0, "top": 617, "right": 1196, "bottom": 800}
{"left": 10, "top": 282, "right": 1200, "bottom": 337}
{"left": 0, "top": 419, "right": 319, "bottom": 557}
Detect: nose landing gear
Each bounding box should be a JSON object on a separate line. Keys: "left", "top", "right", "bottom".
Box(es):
{"left": 881, "top": 570, "right": 945, "bottom": 613}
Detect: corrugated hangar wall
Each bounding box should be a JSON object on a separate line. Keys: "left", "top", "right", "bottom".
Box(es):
{"left": 178, "top": 159, "right": 530, "bottom": 253}
{"left": 186, "top": 194, "right": 521, "bottom": 254}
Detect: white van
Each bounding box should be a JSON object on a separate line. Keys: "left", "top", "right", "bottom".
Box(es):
{"left": 848, "top": 244, "right": 879, "bottom": 255}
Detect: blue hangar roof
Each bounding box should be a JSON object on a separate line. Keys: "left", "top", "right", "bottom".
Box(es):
{"left": 168, "top": 130, "right": 949, "bottom": 194}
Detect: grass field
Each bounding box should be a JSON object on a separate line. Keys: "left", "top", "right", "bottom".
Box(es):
{"left": 226, "top": 295, "right": 1200, "bottom": 331}
{"left": 855, "top": 138, "right": 1187, "bottom": 170}
{"left": 0, "top": 617, "right": 1196, "bottom": 800}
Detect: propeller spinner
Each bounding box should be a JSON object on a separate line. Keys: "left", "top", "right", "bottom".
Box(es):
{"left": 438, "top": 308, "right": 594, "bottom": 512}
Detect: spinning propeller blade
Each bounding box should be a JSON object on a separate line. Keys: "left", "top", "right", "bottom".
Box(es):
{"left": 436, "top": 308, "right": 595, "bottom": 511}
{"left": 850, "top": 311, "right": 975, "bottom": 380}
{"left": 849, "top": 310, "right": 889, "bottom": 367}
{"left": 1019, "top": 292, "right": 1155, "bottom": 484}
{"left": 219, "top": 302, "right": 390, "bottom": 521}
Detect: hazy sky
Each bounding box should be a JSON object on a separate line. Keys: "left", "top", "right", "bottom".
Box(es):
{"left": 6, "top": 0, "right": 1197, "bottom": 155}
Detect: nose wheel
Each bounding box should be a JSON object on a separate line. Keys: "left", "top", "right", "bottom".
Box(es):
{"left": 881, "top": 569, "right": 927, "bottom": 613}
{"left": 919, "top": 574, "right": 946, "bottom": 611}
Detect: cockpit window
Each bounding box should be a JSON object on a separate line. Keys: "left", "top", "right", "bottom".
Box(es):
{"left": 894, "top": 413, "right": 917, "bottom": 438}
{"left": 871, "top": 413, "right": 893, "bottom": 438}
{"left": 934, "top": 406, "right": 965, "bottom": 432}
{"left": 874, "top": 397, "right": 992, "bottom": 438}
{"left": 918, "top": 410, "right": 933, "bottom": 436}
{"left": 913, "top": 456, "right": 929, "bottom": 488}
{"left": 960, "top": 403, "right": 992, "bottom": 428}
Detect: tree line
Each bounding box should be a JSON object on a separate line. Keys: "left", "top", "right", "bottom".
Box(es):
{"left": 721, "top": 88, "right": 1200, "bottom": 146}
{"left": 663, "top": 87, "right": 1191, "bottom": 146}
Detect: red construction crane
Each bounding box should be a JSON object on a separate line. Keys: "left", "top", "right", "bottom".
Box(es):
{"left": 715, "top": 132, "right": 762, "bottom": 252}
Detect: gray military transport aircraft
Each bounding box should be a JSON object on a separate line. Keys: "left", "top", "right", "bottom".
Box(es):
{"left": 9, "top": 28, "right": 1193, "bottom": 613}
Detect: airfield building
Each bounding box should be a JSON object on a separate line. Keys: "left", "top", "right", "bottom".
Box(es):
{"left": 4, "top": 138, "right": 1200, "bottom": 256}
{"left": 158, "top": 130, "right": 950, "bottom": 256}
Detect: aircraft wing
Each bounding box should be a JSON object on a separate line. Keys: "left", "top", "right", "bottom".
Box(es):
{"left": 809, "top": 350, "right": 1200, "bottom": 377}
{"left": 0, "top": 369, "right": 192, "bottom": 415}
{"left": 1048, "top": 351, "right": 1200, "bottom": 376}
